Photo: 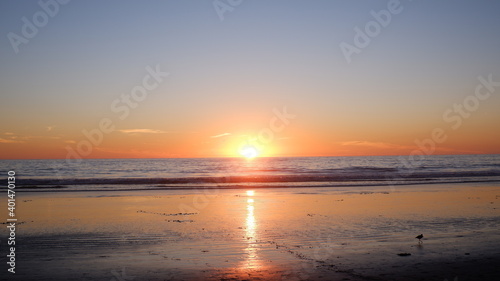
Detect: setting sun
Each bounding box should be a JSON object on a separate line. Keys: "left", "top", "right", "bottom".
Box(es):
{"left": 239, "top": 145, "right": 259, "bottom": 159}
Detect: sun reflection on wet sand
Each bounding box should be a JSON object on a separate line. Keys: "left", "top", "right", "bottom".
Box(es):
{"left": 243, "top": 191, "right": 260, "bottom": 270}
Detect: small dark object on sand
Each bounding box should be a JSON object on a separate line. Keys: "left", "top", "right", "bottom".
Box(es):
{"left": 415, "top": 234, "right": 423, "bottom": 243}
{"left": 397, "top": 253, "right": 411, "bottom": 256}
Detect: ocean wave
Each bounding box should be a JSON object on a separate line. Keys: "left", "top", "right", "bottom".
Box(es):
{"left": 3, "top": 155, "right": 500, "bottom": 191}
{"left": 12, "top": 170, "right": 500, "bottom": 187}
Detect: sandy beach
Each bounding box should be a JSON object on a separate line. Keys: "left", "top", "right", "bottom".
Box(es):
{"left": 1, "top": 183, "right": 500, "bottom": 280}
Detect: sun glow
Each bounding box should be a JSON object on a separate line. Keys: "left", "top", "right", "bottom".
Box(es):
{"left": 239, "top": 145, "right": 259, "bottom": 159}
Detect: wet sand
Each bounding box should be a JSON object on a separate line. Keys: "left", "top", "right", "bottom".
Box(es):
{"left": 1, "top": 183, "right": 500, "bottom": 280}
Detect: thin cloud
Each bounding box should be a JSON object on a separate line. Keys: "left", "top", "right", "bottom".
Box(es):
{"left": 0, "top": 138, "right": 25, "bottom": 144}
{"left": 24, "top": 135, "right": 61, "bottom": 140}
{"left": 210, "top": 132, "right": 231, "bottom": 138}
{"left": 340, "top": 140, "right": 481, "bottom": 154}
{"left": 119, "top": 129, "right": 167, "bottom": 134}
{"left": 0, "top": 132, "right": 60, "bottom": 144}
{"left": 340, "top": 141, "right": 414, "bottom": 150}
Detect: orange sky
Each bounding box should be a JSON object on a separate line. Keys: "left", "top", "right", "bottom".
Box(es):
{"left": 1, "top": 100, "right": 499, "bottom": 159}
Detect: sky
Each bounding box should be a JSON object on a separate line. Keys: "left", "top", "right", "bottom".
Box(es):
{"left": 1, "top": 0, "right": 500, "bottom": 159}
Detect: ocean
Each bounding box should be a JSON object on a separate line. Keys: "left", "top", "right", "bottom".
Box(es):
{"left": 1, "top": 154, "right": 500, "bottom": 191}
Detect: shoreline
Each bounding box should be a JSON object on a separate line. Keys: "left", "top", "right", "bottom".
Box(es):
{"left": 10, "top": 179, "right": 500, "bottom": 193}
